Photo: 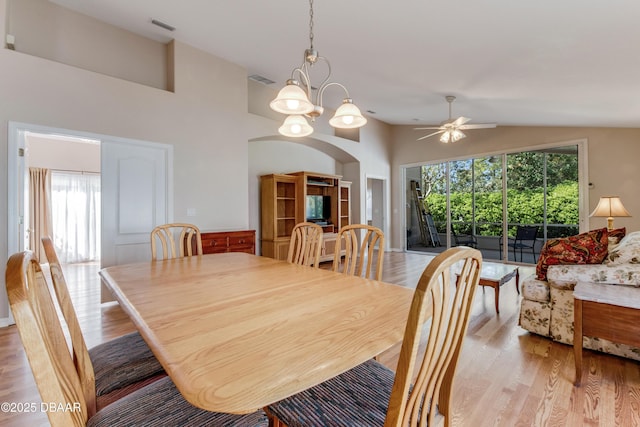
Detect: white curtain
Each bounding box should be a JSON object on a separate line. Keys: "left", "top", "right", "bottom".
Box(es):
{"left": 51, "top": 171, "right": 101, "bottom": 263}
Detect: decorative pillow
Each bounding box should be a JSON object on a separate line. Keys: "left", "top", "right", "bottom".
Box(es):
{"left": 608, "top": 227, "right": 626, "bottom": 251}
{"left": 605, "top": 230, "right": 640, "bottom": 265}
{"left": 535, "top": 228, "right": 609, "bottom": 280}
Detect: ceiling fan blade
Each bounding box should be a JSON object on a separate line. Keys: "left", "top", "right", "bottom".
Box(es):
{"left": 451, "top": 116, "right": 471, "bottom": 127}
{"left": 413, "top": 126, "right": 443, "bottom": 130}
{"left": 417, "top": 130, "right": 445, "bottom": 141}
{"left": 458, "top": 123, "right": 497, "bottom": 130}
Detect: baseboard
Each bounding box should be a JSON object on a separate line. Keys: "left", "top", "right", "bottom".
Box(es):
{"left": 0, "top": 317, "right": 13, "bottom": 328}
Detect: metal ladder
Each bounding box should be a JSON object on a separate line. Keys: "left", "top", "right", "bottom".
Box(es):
{"left": 410, "top": 180, "right": 441, "bottom": 247}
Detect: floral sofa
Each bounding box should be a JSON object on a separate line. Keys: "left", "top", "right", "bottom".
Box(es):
{"left": 519, "top": 228, "right": 640, "bottom": 361}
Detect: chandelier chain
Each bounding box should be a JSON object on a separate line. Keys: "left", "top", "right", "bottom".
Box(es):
{"left": 308, "top": 0, "right": 314, "bottom": 49}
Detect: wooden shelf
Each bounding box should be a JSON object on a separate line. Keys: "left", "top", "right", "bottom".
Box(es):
{"left": 261, "top": 172, "right": 351, "bottom": 262}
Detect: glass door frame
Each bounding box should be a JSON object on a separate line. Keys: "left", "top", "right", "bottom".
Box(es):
{"left": 401, "top": 138, "right": 589, "bottom": 261}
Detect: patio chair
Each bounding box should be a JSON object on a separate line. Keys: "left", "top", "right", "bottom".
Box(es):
{"left": 450, "top": 223, "right": 478, "bottom": 248}
{"left": 506, "top": 225, "right": 538, "bottom": 262}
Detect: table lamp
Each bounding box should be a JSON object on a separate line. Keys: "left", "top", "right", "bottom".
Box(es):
{"left": 589, "top": 196, "right": 631, "bottom": 230}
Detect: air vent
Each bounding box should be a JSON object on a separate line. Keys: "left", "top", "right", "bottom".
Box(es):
{"left": 151, "top": 19, "right": 175, "bottom": 32}
{"left": 248, "top": 74, "right": 275, "bottom": 85}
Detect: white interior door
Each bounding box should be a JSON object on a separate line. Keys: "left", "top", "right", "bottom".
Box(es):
{"left": 100, "top": 138, "right": 173, "bottom": 302}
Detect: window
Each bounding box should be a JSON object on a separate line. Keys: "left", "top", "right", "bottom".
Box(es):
{"left": 51, "top": 171, "right": 101, "bottom": 263}
{"left": 405, "top": 143, "right": 583, "bottom": 263}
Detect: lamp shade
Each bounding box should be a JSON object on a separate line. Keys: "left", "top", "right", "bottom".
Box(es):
{"left": 440, "top": 129, "right": 466, "bottom": 143}
{"left": 270, "top": 83, "right": 315, "bottom": 115}
{"left": 589, "top": 196, "right": 631, "bottom": 230}
{"left": 590, "top": 196, "right": 631, "bottom": 218}
{"left": 328, "top": 100, "right": 367, "bottom": 129}
{"left": 278, "top": 115, "right": 313, "bottom": 137}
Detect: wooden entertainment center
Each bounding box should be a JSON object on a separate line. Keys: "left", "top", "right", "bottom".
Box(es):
{"left": 260, "top": 171, "right": 351, "bottom": 262}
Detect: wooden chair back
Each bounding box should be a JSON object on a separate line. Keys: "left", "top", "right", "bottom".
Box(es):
{"left": 41, "top": 237, "right": 97, "bottom": 417}
{"left": 6, "top": 251, "right": 88, "bottom": 427}
{"left": 287, "top": 222, "right": 324, "bottom": 267}
{"left": 385, "top": 247, "right": 482, "bottom": 427}
{"left": 333, "top": 224, "right": 385, "bottom": 281}
{"left": 150, "top": 223, "right": 203, "bottom": 260}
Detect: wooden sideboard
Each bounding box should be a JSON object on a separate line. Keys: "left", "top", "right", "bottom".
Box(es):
{"left": 200, "top": 230, "right": 255, "bottom": 255}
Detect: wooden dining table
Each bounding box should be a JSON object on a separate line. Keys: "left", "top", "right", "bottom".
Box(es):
{"left": 99, "top": 252, "right": 415, "bottom": 414}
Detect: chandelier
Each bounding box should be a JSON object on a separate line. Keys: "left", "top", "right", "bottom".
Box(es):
{"left": 269, "top": 0, "right": 367, "bottom": 137}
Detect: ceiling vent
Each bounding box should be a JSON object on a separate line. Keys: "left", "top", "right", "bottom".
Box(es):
{"left": 248, "top": 75, "right": 275, "bottom": 85}
{"left": 151, "top": 19, "right": 175, "bottom": 32}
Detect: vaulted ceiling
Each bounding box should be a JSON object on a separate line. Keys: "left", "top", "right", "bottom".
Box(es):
{"left": 51, "top": 0, "right": 640, "bottom": 128}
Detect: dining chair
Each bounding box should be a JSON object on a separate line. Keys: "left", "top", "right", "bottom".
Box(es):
{"left": 150, "top": 223, "right": 203, "bottom": 260}
{"left": 507, "top": 225, "right": 538, "bottom": 262}
{"left": 333, "top": 224, "right": 385, "bottom": 281}
{"left": 41, "top": 236, "right": 165, "bottom": 415}
{"left": 287, "top": 222, "right": 324, "bottom": 267}
{"left": 6, "top": 251, "right": 269, "bottom": 427}
{"left": 267, "top": 246, "right": 482, "bottom": 427}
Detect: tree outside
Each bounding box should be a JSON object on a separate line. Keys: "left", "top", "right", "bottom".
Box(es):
{"left": 421, "top": 147, "right": 579, "bottom": 239}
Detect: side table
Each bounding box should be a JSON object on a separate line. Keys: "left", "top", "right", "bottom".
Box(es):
{"left": 457, "top": 263, "right": 519, "bottom": 314}
{"left": 573, "top": 281, "right": 640, "bottom": 386}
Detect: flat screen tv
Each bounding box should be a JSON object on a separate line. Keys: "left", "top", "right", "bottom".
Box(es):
{"left": 306, "top": 195, "right": 331, "bottom": 221}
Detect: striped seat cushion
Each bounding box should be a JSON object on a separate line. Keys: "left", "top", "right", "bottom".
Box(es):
{"left": 90, "top": 331, "right": 165, "bottom": 396}
{"left": 88, "top": 376, "right": 269, "bottom": 427}
{"left": 268, "top": 359, "right": 394, "bottom": 427}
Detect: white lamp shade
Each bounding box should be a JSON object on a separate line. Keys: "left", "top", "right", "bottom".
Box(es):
{"left": 329, "top": 101, "right": 367, "bottom": 129}
{"left": 440, "top": 129, "right": 466, "bottom": 143}
{"left": 270, "top": 84, "right": 314, "bottom": 115}
{"left": 590, "top": 196, "right": 631, "bottom": 218}
{"left": 278, "top": 115, "right": 313, "bottom": 137}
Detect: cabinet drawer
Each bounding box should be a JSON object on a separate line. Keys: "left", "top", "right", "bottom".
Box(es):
{"left": 200, "top": 230, "right": 256, "bottom": 255}
{"left": 202, "top": 237, "right": 228, "bottom": 253}
{"left": 229, "top": 233, "right": 255, "bottom": 247}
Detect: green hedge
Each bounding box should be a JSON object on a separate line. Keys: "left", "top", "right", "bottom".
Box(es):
{"left": 425, "top": 181, "right": 578, "bottom": 236}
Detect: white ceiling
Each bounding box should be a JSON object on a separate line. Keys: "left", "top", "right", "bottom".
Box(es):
{"left": 51, "top": 0, "right": 640, "bottom": 128}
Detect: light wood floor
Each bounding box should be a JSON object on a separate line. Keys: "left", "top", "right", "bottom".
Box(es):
{"left": 1, "top": 252, "right": 639, "bottom": 426}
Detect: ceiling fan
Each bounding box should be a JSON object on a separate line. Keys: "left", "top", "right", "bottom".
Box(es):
{"left": 415, "top": 96, "right": 496, "bottom": 142}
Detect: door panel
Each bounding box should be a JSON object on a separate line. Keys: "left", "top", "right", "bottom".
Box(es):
{"left": 101, "top": 139, "right": 172, "bottom": 302}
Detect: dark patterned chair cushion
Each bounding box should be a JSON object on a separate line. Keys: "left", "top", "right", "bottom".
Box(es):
{"left": 88, "top": 376, "right": 268, "bottom": 427}
{"left": 536, "top": 228, "right": 609, "bottom": 280}
{"left": 268, "top": 359, "right": 394, "bottom": 427}
{"left": 90, "top": 331, "right": 164, "bottom": 396}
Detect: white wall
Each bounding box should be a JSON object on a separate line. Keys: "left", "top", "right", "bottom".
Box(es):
{"left": 0, "top": 1, "right": 395, "bottom": 321}
{"left": 391, "top": 125, "right": 640, "bottom": 250}
{"left": 0, "top": 3, "right": 249, "bottom": 319}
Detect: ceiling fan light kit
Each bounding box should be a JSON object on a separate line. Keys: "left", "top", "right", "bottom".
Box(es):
{"left": 415, "top": 96, "right": 496, "bottom": 142}
{"left": 440, "top": 129, "right": 466, "bottom": 143}
{"left": 269, "top": 0, "right": 367, "bottom": 137}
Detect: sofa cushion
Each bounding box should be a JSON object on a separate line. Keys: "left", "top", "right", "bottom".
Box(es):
{"left": 521, "top": 275, "right": 550, "bottom": 303}
{"left": 547, "top": 263, "right": 640, "bottom": 287}
{"left": 535, "top": 228, "right": 609, "bottom": 280}
{"left": 606, "top": 230, "right": 640, "bottom": 265}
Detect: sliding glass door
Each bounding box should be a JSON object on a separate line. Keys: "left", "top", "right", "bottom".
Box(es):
{"left": 405, "top": 143, "right": 582, "bottom": 264}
